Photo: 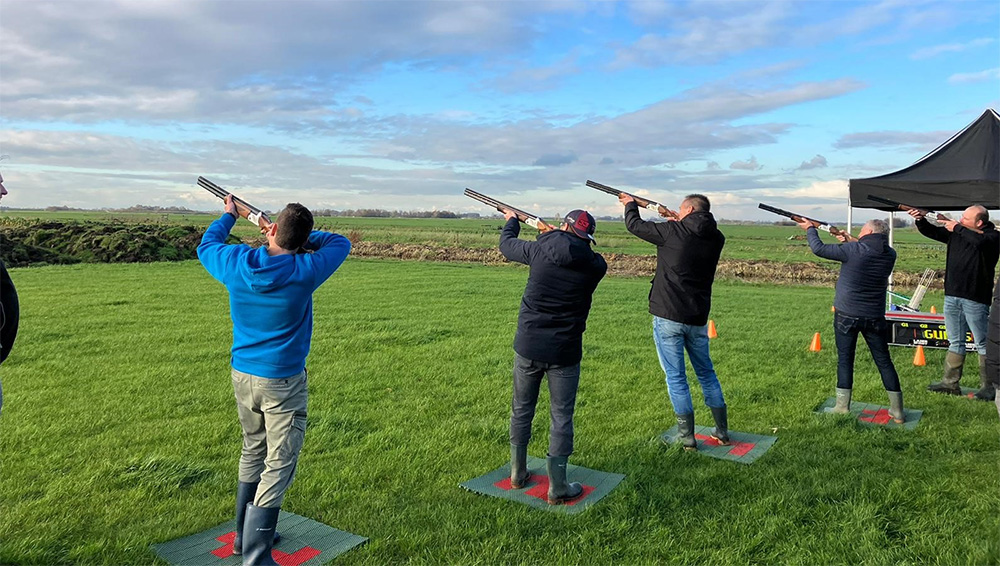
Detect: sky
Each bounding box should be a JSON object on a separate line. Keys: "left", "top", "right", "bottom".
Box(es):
{"left": 1, "top": 0, "right": 998, "bottom": 221}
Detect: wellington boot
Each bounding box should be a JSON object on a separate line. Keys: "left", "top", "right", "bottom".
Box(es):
{"left": 832, "top": 388, "right": 852, "bottom": 414}
{"left": 241, "top": 504, "right": 280, "bottom": 566}
{"left": 973, "top": 356, "right": 997, "bottom": 401}
{"left": 709, "top": 405, "right": 730, "bottom": 445}
{"left": 545, "top": 455, "right": 583, "bottom": 505}
{"left": 928, "top": 351, "right": 965, "bottom": 394}
{"left": 233, "top": 482, "right": 280, "bottom": 555}
{"left": 887, "top": 391, "right": 905, "bottom": 424}
{"left": 510, "top": 444, "right": 531, "bottom": 488}
{"left": 674, "top": 413, "right": 698, "bottom": 451}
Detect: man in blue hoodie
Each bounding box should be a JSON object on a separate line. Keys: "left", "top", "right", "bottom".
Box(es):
{"left": 499, "top": 209, "right": 607, "bottom": 504}
{"left": 198, "top": 195, "right": 351, "bottom": 565}
{"left": 797, "top": 217, "right": 904, "bottom": 423}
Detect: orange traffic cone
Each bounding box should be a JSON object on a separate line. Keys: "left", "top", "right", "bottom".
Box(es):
{"left": 930, "top": 305, "right": 937, "bottom": 314}
{"left": 913, "top": 345, "right": 926, "bottom": 366}
{"left": 809, "top": 332, "right": 822, "bottom": 352}
{"left": 708, "top": 320, "right": 718, "bottom": 339}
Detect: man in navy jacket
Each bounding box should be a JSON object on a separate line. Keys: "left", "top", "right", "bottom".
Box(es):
{"left": 198, "top": 196, "right": 351, "bottom": 565}
{"left": 499, "top": 209, "right": 607, "bottom": 504}
{"left": 797, "top": 217, "right": 903, "bottom": 422}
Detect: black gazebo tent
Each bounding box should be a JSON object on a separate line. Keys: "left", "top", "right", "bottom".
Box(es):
{"left": 849, "top": 108, "right": 1000, "bottom": 212}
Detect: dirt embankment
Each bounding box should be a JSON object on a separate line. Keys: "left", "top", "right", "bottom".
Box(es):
{"left": 349, "top": 241, "right": 940, "bottom": 288}
{"left": 0, "top": 220, "right": 940, "bottom": 287}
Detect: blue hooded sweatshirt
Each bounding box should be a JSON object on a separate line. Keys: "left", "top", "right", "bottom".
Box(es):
{"left": 198, "top": 214, "right": 352, "bottom": 378}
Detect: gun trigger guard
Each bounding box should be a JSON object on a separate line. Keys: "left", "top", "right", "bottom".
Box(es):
{"left": 645, "top": 203, "right": 660, "bottom": 212}
{"left": 247, "top": 212, "right": 260, "bottom": 226}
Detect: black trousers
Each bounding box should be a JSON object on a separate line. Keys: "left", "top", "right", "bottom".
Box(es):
{"left": 509, "top": 353, "right": 580, "bottom": 458}
{"left": 834, "top": 311, "right": 901, "bottom": 392}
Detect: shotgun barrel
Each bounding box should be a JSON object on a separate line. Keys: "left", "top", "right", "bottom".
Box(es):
{"left": 866, "top": 194, "right": 983, "bottom": 234}
{"left": 197, "top": 177, "right": 272, "bottom": 230}
{"left": 463, "top": 188, "right": 555, "bottom": 231}
{"left": 586, "top": 180, "right": 677, "bottom": 219}
{"left": 758, "top": 203, "right": 856, "bottom": 241}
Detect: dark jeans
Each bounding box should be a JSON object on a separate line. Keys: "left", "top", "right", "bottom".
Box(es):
{"left": 509, "top": 353, "right": 580, "bottom": 458}
{"left": 834, "top": 311, "right": 901, "bottom": 392}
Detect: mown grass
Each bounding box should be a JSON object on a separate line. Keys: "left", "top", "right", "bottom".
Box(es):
{"left": 2, "top": 211, "right": 945, "bottom": 273}
{"left": 1, "top": 257, "right": 996, "bottom": 564}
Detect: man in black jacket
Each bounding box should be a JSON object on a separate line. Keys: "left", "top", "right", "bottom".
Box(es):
{"left": 0, "top": 171, "right": 17, "bottom": 418}
{"left": 499, "top": 209, "right": 607, "bottom": 504}
{"left": 908, "top": 205, "right": 1000, "bottom": 400}
{"left": 797, "top": 218, "right": 904, "bottom": 422}
{"left": 619, "top": 193, "right": 727, "bottom": 450}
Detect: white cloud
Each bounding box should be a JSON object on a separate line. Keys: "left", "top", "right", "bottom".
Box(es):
{"left": 796, "top": 155, "right": 828, "bottom": 170}
{"left": 948, "top": 68, "right": 1000, "bottom": 84}
{"left": 911, "top": 37, "right": 995, "bottom": 60}
{"left": 730, "top": 156, "right": 762, "bottom": 171}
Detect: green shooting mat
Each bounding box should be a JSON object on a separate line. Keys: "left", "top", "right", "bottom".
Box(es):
{"left": 815, "top": 397, "right": 923, "bottom": 430}
{"left": 659, "top": 425, "right": 777, "bottom": 464}
{"left": 459, "top": 455, "right": 624, "bottom": 515}
{"left": 151, "top": 511, "right": 366, "bottom": 566}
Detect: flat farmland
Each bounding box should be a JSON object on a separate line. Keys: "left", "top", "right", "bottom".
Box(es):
{"left": 0, "top": 258, "right": 996, "bottom": 565}
{"left": 2, "top": 211, "right": 947, "bottom": 273}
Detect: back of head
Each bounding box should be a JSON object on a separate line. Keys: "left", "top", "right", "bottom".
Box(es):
{"left": 275, "top": 203, "right": 314, "bottom": 250}
{"left": 970, "top": 205, "right": 989, "bottom": 224}
{"left": 865, "top": 218, "right": 889, "bottom": 234}
{"left": 683, "top": 194, "right": 710, "bottom": 213}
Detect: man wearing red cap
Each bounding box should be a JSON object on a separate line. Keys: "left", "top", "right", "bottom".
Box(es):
{"left": 498, "top": 208, "right": 607, "bottom": 504}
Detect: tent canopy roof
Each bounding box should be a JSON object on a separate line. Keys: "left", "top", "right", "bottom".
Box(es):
{"left": 849, "top": 109, "right": 1000, "bottom": 211}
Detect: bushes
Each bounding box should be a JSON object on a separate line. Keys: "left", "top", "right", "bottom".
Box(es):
{"left": 0, "top": 219, "right": 240, "bottom": 267}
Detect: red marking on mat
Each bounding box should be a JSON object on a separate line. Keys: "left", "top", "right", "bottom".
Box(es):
{"left": 210, "top": 531, "right": 320, "bottom": 566}
{"left": 495, "top": 473, "right": 595, "bottom": 505}
{"left": 694, "top": 433, "right": 756, "bottom": 457}
{"left": 859, "top": 408, "right": 892, "bottom": 425}
{"left": 967, "top": 393, "right": 975, "bottom": 399}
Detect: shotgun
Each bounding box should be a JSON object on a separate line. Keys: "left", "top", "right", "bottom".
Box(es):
{"left": 198, "top": 177, "right": 272, "bottom": 231}
{"left": 758, "top": 203, "right": 857, "bottom": 242}
{"left": 866, "top": 194, "right": 983, "bottom": 234}
{"left": 464, "top": 189, "right": 555, "bottom": 232}
{"left": 586, "top": 180, "right": 678, "bottom": 219}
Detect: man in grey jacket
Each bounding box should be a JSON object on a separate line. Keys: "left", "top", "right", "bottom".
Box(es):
{"left": 796, "top": 217, "right": 904, "bottom": 423}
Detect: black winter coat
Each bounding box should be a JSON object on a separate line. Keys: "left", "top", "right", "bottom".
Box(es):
{"left": 623, "top": 203, "right": 725, "bottom": 326}
{"left": 916, "top": 218, "right": 1000, "bottom": 305}
{"left": 499, "top": 219, "right": 607, "bottom": 365}
{"left": 0, "top": 260, "right": 18, "bottom": 364}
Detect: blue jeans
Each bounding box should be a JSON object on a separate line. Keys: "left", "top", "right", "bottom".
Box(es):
{"left": 833, "top": 312, "right": 900, "bottom": 392}
{"left": 652, "top": 316, "right": 725, "bottom": 416}
{"left": 944, "top": 296, "right": 989, "bottom": 355}
{"left": 509, "top": 353, "right": 580, "bottom": 458}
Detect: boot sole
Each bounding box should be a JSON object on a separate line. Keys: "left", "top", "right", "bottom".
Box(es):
{"left": 546, "top": 491, "right": 585, "bottom": 505}
{"left": 710, "top": 434, "right": 731, "bottom": 446}
{"left": 510, "top": 472, "right": 533, "bottom": 489}
{"left": 927, "top": 387, "right": 962, "bottom": 396}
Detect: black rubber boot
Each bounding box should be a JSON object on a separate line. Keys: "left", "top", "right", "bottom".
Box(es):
{"left": 973, "top": 355, "right": 996, "bottom": 401}
{"left": 928, "top": 351, "right": 964, "bottom": 395}
{"left": 242, "top": 503, "right": 280, "bottom": 566}
{"left": 510, "top": 444, "right": 531, "bottom": 489}
{"left": 233, "top": 482, "right": 280, "bottom": 555}
{"left": 675, "top": 413, "right": 697, "bottom": 451}
{"left": 546, "top": 455, "right": 583, "bottom": 505}
{"left": 709, "top": 406, "right": 730, "bottom": 445}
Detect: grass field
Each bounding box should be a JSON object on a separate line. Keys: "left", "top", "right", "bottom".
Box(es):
{"left": 1, "top": 257, "right": 997, "bottom": 565}
{"left": 2, "top": 210, "right": 947, "bottom": 273}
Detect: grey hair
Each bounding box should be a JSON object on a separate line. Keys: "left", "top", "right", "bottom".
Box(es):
{"left": 865, "top": 218, "right": 889, "bottom": 234}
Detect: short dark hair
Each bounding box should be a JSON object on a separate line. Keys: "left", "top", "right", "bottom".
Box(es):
{"left": 684, "top": 194, "right": 710, "bottom": 212}
{"left": 972, "top": 205, "right": 989, "bottom": 224}
{"left": 275, "top": 203, "right": 314, "bottom": 251}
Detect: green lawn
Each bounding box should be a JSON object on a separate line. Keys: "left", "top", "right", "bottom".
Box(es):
{"left": 0, "top": 259, "right": 996, "bottom": 565}
{"left": 2, "top": 211, "right": 946, "bottom": 273}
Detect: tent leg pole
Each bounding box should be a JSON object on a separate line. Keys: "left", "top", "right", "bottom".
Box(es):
{"left": 847, "top": 206, "right": 852, "bottom": 234}
{"left": 888, "top": 211, "right": 894, "bottom": 294}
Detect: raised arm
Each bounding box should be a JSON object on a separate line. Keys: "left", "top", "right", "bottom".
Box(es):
{"left": 623, "top": 201, "right": 668, "bottom": 246}
{"left": 197, "top": 213, "right": 243, "bottom": 282}
{"left": 499, "top": 215, "right": 533, "bottom": 265}
{"left": 804, "top": 225, "right": 850, "bottom": 262}
{"left": 306, "top": 230, "right": 352, "bottom": 288}
{"left": 914, "top": 217, "right": 950, "bottom": 244}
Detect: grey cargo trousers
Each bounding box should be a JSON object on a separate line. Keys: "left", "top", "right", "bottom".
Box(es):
{"left": 232, "top": 368, "right": 308, "bottom": 508}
